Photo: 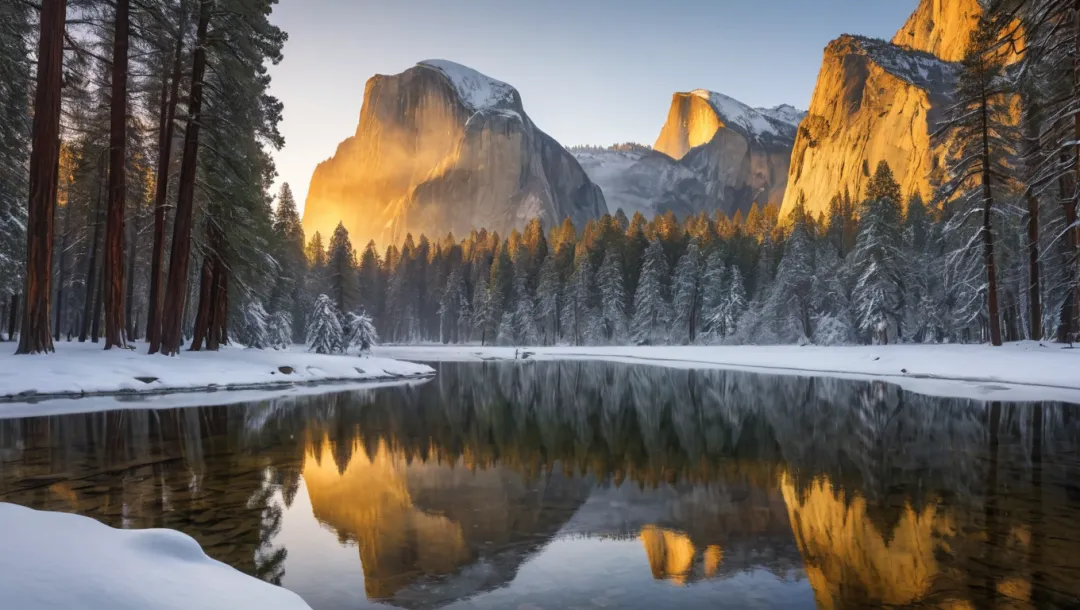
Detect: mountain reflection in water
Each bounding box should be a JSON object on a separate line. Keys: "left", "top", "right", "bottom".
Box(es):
{"left": 1, "top": 361, "right": 1079, "bottom": 609}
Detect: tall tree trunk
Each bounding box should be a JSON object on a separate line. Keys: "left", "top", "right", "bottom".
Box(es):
{"left": 79, "top": 160, "right": 105, "bottom": 342}
{"left": 1027, "top": 190, "right": 1042, "bottom": 340}
{"left": 54, "top": 203, "right": 69, "bottom": 342}
{"left": 1073, "top": 0, "right": 1080, "bottom": 342}
{"left": 189, "top": 255, "right": 213, "bottom": 351}
{"left": 981, "top": 96, "right": 1003, "bottom": 347}
{"left": 147, "top": 4, "right": 186, "bottom": 354}
{"left": 16, "top": 0, "right": 67, "bottom": 354}
{"left": 7, "top": 293, "right": 18, "bottom": 341}
{"left": 91, "top": 272, "right": 103, "bottom": 342}
{"left": 102, "top": 0, "right": 130, "bottom": 350}
{"left": 124, "top": 215, "right": 138, "bottom": 339}
{"left": 160, "top": 0, "right": 210, "bottom": 356}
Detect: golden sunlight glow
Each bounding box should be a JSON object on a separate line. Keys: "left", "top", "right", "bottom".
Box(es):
{"left": 780, "top": 472, "right": 942, "bottom": 609}
{"left": 640, "top": 525, "right": 696, "bottom": 585}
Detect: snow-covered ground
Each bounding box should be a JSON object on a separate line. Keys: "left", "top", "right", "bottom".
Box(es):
{"left": 374, "top": 342, "right": 1080, "bottom": 403}
{"left": 0, "top": 342, "right": 433, "bottom": 403}
{"left": 0, "top": 503, "right": 312, "bottom": 610}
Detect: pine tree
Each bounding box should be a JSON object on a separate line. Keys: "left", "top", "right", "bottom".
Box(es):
{"left": 326, "top": 222, "right": 358, "bottom": 314}
{"left": 701, "top": 251, "right": 728, "bottom": 341}
{"left": 268, "top": 311, "right": 292, "bottom": 350}
{"left": 848, "top": 162, "right": 905, "bottom": 344}
{"left": 765, "top": 203, "right": 816, "bottom": 341}
{"left": 306, "top": 294, "right": 343, "bottom": 354}
{"left": 595, "top": 248, "right": 628, "bottom": 343}
{"left": 438, "top": 268, "right": 468, "bottom": 344}
{"left": 630, "top": 240, "right": 669, "bottom": 345}
{"left": 241, "top": 299, "right": 270, "bottom": 349}
{"left": 561, "top": 258, "right": 593, "bottom": 346}
{"left": 510, "top": 274, "right": 540, "bottom": 345}
{"left": 271, "top": 183, "right": 308, "bottom": 343}
{"left": 721, "top": 265, "right": 748, "bottom": 338}
{"left": 935, "top": 14, "right": 1018, "bottom": 346}
{"left": 471, "top": 274, "right": 497, "bottom": 345}
{"left": 343, "top": 310, "right": 378, "bottom": 354}
{"left": 535, "top": 255, "right": 561, "bottom": 344}
{"left": 671, "top": 242, "right": 704, "bottom": 344}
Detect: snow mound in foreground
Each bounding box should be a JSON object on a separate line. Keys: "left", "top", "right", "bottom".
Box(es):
{"left": 418, "top": 59, "right": 518, "bottom": 111}
{"left": 0, "top": 503, "right": 312, "bottom": 610}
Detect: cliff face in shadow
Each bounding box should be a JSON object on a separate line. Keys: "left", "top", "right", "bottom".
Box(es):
{"left": 303, "top": 60, "right": 606, "bottom": 246}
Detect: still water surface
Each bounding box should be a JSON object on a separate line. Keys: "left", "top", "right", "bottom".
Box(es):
{"left": 1, "top": 361, "right": 1079, "bottom": 609}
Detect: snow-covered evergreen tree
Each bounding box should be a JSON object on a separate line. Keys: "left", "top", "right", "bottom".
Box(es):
{"left": 847, "top": 162, "right": 905, "bottom": 344}
{"left": 438, "top": 268, "right": 469, "bottom": 344}
{"left": 510, "top": 274, "right": 540, "bottom": 345}
{"left": 701, "top": 251, "right": 728, "bottom": 342}
{"left": 268, "top": 311, "right": 293, "bottom": 350}
{"left": 595, "top": 248, "right": 627, "bottom": 343}
{"left": 306, "top": 294, "right": 343, "bottom": 354}
{"left": 343, "top": 310, "right": 378, "bottom": 354}
{"left": 241, "top": 300, "right": 270, "bottom": 349}
{"left": 671, "top": 242, "right": 704, "bottom": 344}
{"left": 764, "top": 202, "right": 816, "bottom": 342}
{"left": 561, "top": 259, "right": 593, "bottom": 346}
{"left": 630, "top": 240, "right": 669, "bottom": 345}
{"left": 535, "top": 255, "right": 561, "bottom": 345}
{"left": 719, "top": 265, "right": 747, "bottom": 340}
{"left": 471, "top": 274, "right": 498, "bottom": 346}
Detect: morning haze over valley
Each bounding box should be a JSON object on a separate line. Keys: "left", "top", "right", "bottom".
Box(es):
{"left": 2, "top": 1, "right": 1080, "bottom": 609}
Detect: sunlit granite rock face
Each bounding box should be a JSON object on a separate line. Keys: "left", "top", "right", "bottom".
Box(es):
{"left": 303, "top": 60, "right": 606, "bottom": 246}
{"left": 779, "top": 0, "right": 1007, "bottom": 219}
{"left": 892, "top": 0, "right": 983, "bottom": 62}
{"left": 780, "top": 35, "right": 956, "bottom": 219}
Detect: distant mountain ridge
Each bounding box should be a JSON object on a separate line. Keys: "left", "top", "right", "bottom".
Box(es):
{"left": 575, "top": 90, "right": 805, "bottom": 219}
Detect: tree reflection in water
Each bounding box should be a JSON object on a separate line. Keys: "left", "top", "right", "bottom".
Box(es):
{"left": 1, "top": 361, "right": 1079, "bottom": 609}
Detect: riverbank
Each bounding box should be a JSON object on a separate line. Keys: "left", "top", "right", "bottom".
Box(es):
{"left": 0, "top": 503, "right": 312, "bottom": 610}
{"left": 374, "top": 342, "right": 1080, "bottom": 403}
{"left": 0, "top": 342, "right": 434, "bottom": 404}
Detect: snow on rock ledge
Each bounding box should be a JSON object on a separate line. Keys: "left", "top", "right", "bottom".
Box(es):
{"left": 0, "top": 503, "right": 312, "bottom": 610}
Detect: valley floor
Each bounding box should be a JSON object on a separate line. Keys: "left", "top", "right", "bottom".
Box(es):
{"left": 0, "top": 341, "right": 433, "bottom": 407}
{"left": 374, "top": 342, "right": 1080, "bottom": 403}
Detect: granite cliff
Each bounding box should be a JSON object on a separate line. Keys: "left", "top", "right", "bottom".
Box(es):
{"left": 302, "top": 60, "right": 606, "bottom": 246}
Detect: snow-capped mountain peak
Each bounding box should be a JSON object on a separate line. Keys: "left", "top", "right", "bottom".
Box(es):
{"left": 417, "top": 59, "right": 519, "bottom": 112}
{"left": 688, "top": 89, "right": 803, "bottom": 141}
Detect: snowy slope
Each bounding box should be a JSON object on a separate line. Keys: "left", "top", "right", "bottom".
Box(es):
{"left": 0, "top": 503, "right": 312, "bottom": 610}
{"left": 417, "top": 59, "right": 518, "bottom": 111}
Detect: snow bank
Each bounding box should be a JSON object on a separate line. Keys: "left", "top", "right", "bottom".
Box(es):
{"left": 374, "top": 342, "right": 1080, "bottom": 403}
{"left": 418, "top": 59, "right": 518, "bottom": 111}
{"left": 0, "top": 342, "right": 433, "bottom": 403}
{"left": 0, "top": 503, "right": 312, "bottom": 610}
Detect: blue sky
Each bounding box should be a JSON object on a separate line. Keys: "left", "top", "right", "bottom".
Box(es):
{"left": 268, "top": 0, "right": 918, "bottom": 211}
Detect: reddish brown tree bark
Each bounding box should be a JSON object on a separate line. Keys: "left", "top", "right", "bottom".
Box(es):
{"left": 147, "top": 5, "right": 187, "bottom": 354}
{"left": 17, "top": 0, "right": 67, "bottom": 355}
{"left": 79, "top": 158, "right": 105, "bottom": 342}
{"left": 160, "top": 0, "right": 210, "bottom": 356}
{"left": 102, "top": 0, "right": 130, "bottom": 350}
{"left": 189, "top": 255, "right": 214, "bottom": 351}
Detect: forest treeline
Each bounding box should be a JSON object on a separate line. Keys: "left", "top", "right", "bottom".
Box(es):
{"left": 0, "top": 0, "right": 1078, "bottom": 353}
